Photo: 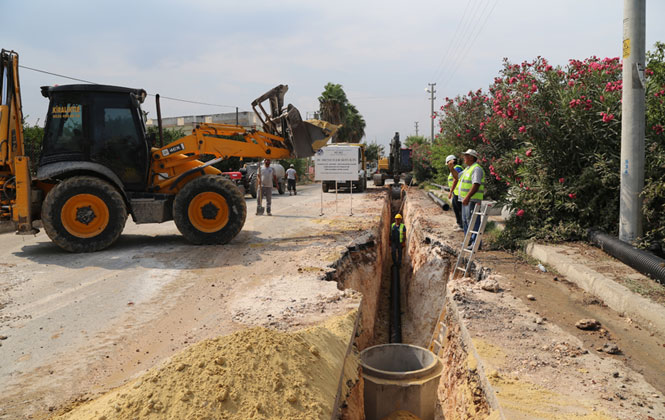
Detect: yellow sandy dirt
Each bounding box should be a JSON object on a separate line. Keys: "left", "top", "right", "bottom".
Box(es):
{"left": 488, "top": 374, "right": 616, "bottom": 420}
{"left": 51, "top": 310, "right": 358, "bottom": 420}
{"left": 379, "top": 410, "right": 422, "bottom": 420}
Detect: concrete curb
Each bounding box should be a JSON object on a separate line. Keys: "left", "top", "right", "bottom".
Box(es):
{"left": 526, "top": 242, "right": 665, "bottom": 338}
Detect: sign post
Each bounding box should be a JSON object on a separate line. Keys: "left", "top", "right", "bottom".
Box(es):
{"left": 314, "top": 146, "right": 360, "bottom": 216}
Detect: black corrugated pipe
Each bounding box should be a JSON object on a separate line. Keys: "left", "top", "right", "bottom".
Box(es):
{"left": 427, "top": 191, "right": 450, "bottom": 211}
{"left": 389, "top": 264, "right": 402, "bottom": 343}
{"left": 588, "top": 230, "right": 665, "bottom": 285}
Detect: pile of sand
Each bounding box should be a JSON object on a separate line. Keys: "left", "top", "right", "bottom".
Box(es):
{"left": 53, "top": 310, "right": 358, "bottom": 420}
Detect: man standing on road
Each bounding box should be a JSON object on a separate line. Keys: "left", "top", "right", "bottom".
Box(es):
{"left": 258, "top": 159, "right": 278, "bottom": 216}
{"left": 458, "top": 149, "right": 485, "bottom": 248}
{"left": 391, "top": 214, "right": 406, "bottom": 266}
{"left": 286, "top": 164, "right": 298, "bottom": 196}
{"left": 446, "top": 154, "right": 464, "bottom": 231}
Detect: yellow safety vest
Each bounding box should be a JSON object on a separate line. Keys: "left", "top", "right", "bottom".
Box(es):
{"left": 458, "top": 162, "right": 485, "bottom": 201}
{"left": 447, "top": 164, "right": 464, "bottom": 196}
{"left": 391, "top": 223, "right": 406, "bottom": 243}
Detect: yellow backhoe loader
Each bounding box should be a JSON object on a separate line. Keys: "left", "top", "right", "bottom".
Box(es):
{"left": 0, "top": 49, "right": 336, "bottom": 252}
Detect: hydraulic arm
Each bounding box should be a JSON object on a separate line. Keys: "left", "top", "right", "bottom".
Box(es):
{"left": 0, "top": 49, "right": 34, "bottom": 233}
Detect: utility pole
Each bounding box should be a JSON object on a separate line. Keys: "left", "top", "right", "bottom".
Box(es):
{"left": 427, "top": 83, "right": 436, "bottom": 141}
{"left": 619, "top": 0, "right": 646, "bottom": 242}
{"left": 414, "top": 121, "right": 419, "bottom": 136}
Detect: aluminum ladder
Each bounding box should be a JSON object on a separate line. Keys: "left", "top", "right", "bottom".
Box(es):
{"left": 428, "top": 202, "right": 492, "bottom": 357}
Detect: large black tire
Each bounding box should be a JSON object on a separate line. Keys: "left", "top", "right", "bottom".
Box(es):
{"left": 277, "top": 181, "right": 285, "bottom": 195}
{"left": 41, "top": 176, "right": 127, "bottom": 253}
{"left": 373, "top": 173, "right": 384, "bottom": 187}
{"left": 249, "top": 176, "right": 257, "bottom": 199}
{"left": 173, "top": 175, "right": 247, "bottom": 245}
{"left": 322, "top": 182, "right": 330, "bottom": 193}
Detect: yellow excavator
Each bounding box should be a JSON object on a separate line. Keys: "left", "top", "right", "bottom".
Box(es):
{"left": 0, "top": 49, "right": 336, "bottom": 252}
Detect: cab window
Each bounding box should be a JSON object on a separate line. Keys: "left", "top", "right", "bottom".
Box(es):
{"left": 42, "top": 94, "right": 86, "bottom": 157}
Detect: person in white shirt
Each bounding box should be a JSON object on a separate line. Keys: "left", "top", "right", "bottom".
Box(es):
{"left": 258, "top": 159, "right": 278, "bottom": 215}
{"left": 286, "top": 164, "right": 298, "bottom": 195}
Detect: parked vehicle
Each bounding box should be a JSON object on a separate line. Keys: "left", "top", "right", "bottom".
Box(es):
{"left": 242, "top": 162, "right": 286, "bottom": 198}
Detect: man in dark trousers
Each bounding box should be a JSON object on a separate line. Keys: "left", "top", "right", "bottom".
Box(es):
{"left": 391, "top": 214, "right": 406, "bottom": 266}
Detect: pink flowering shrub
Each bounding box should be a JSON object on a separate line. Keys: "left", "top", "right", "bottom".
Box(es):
{"left": 433, "top": 45, "right": 665, "bottom": 250}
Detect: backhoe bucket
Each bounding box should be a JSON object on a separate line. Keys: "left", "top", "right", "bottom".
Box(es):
{"left": 305, "top": 119, "right": 340, "bottom": 151}
{"left": 251, "top": 85, "right": 338, "bottom": 159}
{"left": 284, "top": 105, "right": 339, "bottom": 158}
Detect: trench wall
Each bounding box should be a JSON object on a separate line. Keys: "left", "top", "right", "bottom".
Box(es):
{"left": 402, "top": 191, "right": 502, "bottom": 420}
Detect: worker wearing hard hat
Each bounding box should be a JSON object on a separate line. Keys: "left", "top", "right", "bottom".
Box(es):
{"left": 391, "top": 214, "right": 406, "bottom": 266}
{"left": 458, "top": 149, "right": 485, "bottom": 248}
{"left": 286, "top": 164, "right": 298, "bottom": 196}
{"left": 446, "top": 154, "right": 464, "bottom": 231}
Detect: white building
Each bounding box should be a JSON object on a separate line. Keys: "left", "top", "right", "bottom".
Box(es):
{"left": 146, "top": 111, "right": 263, "bottom": 132}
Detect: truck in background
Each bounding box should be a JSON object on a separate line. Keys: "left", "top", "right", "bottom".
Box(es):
{"left": 320, "top": 143, "right": 367, "bottom": 193}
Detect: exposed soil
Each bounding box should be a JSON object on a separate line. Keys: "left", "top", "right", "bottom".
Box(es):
{"left": 51, "top": 310, "right": 358, "bottom": 420}
{"left": 403, "top": 189, "right": 665, "bottom": 419}
{"left": 0, "top": 184, "right": 384, "bottom": 419}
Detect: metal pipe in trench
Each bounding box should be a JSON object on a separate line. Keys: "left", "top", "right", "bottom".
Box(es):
{"left": 588, "top": 230, "right": 665, "bottom": 285}
{"left": 390, "top": 264, "right": 402, "bottom": 343}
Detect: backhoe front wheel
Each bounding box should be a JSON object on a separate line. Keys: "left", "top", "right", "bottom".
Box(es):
{"left": 42, "top": 176, "right": 127, "bottom": 252}
{"left": 174, "top": 175, "right": 247, "bottom": 245}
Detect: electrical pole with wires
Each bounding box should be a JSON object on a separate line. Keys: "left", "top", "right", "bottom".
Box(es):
{"left": 427, "top": 83, "right": 436, "bottom": 141}
{"left": 619, "top": 0, "right": 646, "bottom": 242}
{"left": 414, "top": 121, "right": 419, "bottom": 136}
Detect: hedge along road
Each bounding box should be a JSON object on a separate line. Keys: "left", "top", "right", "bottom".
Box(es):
{"left": 0, "top": 183, "right": 382, "bottom": 419}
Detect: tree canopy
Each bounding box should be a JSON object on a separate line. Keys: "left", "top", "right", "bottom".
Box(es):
{"left": 318, "top": 83, "right": 366, "bottom": 143}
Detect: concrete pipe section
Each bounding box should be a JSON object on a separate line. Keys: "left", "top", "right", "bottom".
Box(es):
{"left": 360, "top": 344, "right": 443, "bottom": 420}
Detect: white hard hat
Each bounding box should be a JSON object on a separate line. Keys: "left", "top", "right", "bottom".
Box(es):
{"left": 463, "top": 149, "right": 479, "bottom": 159}
{"left": 445, "top": 155, "right": 457, "bottom": 164}
{"left": 290, "top": 164, "right": 294, "bottom": 167}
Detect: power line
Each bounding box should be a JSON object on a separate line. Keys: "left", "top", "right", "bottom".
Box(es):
{"left": 430, "top": 0, "right": 475, "bottom": 81}
{"left": 436, "top": 0, "right": 491, "bottom": 86}
{"left": 432, "top": 0, "right": 487, "bottom": 83}
{"left": 18, "top": 64, "right": 237, "bottom": 108}
{"left": 19, "top": 64, "right": 96, "bottom": 84}
{"left": 440, "top": 0, "right": 499, "bottom": 93}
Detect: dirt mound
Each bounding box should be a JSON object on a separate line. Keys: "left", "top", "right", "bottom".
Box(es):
{"left": 52, "top": 310, "right": 357, "bottom": 420}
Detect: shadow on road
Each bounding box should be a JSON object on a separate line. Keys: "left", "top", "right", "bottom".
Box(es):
{"left": 12, "top": 228, "right": 345, "bottom": 271}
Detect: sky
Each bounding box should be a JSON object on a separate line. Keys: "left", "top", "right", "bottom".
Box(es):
{"left": 4, "top": 0, "right": 665, "bottom": 149}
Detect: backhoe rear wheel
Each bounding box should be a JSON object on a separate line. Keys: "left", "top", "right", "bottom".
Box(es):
{"left": 173, "top": 175, "right": 247, "bottom": 245}
{"left": 42, "top": 176, "right": 127, "bottom": 252}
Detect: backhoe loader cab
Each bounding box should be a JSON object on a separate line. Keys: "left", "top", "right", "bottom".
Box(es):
{"left": 1, "top": 49, "right": 338, "bottom": 252}
{"left": 39, "top": 85, "right": 150, "bottom": 191}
